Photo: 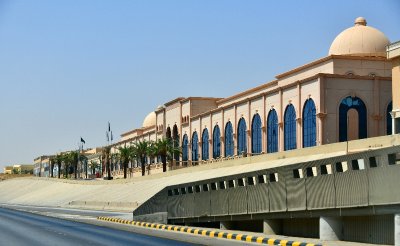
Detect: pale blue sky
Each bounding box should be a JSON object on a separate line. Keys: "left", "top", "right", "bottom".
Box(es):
{"left": 0, "top": 0, "right": 399, "bottom": 171}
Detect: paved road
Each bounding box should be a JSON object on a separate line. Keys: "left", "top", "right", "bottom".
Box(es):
{"left": 0, "top": 207, "right": 195, "bottom": 246}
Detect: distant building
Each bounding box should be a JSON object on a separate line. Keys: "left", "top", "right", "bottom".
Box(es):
{"left": 3, "top": 166, "right": 13, "bottom": 174}
{"left": 34, "top": 155, "right": 52, "bottom": 177}
{"left": 3, "top": 164, "right": 33, "bottom": 174}
{"left": 83, "top": 148, "right": 103, "bottom": 178}
{"left": 13, "top": 164, "right": 34, "bottom": 174}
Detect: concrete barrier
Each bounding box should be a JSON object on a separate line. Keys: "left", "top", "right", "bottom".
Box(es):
{"left": 97, "top": 216, "right": 324, "bottom": 246}
{"left": 68, "top": 201, "right": 139, "bottom": 211}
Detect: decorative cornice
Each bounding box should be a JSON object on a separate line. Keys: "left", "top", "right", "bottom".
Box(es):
{"left": 317, "top": 112, "right": 327, "bottom": 119}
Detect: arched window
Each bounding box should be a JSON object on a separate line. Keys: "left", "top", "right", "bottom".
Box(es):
{"left": 387, "top": 101, "right": 393, "bottom": 135}
{"left": 237, "top": 118, "right": 247, "bottom": 155}
{"left": 302, "top": 99, "right": 316, "bottom": 148}
{"left": 284, "top": 104, "right": 297, "bottom": 150}
{"left": 166, "top": 127, "right": 171, "bottom": 139}
{"left": 192, "top": 132, "right": 199, "bottom": 162}
{"left": 251, "top": 114, "right": 262, "bottom": 154}
{"left": 213, "top": 125, "right": 221, "bottom": 158}
{"left": 225, "top": 122, "right": 234, "bottom": 157}
{"left": 172, "top": 124, "right": 179, "bottom": 161}
{"left": 267, "top": 109, "right": 278, "bottom": 153}
{"left": 339, "top": 96, "right": 367, "bottom": 142}
{"left": 202, "top": 129, "right": 209, "bottom": 160}
{"left": 182, "top": 134, "right": 188, "bottom": 162}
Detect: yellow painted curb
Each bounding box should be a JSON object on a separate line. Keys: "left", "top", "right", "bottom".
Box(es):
{"left": 96, "top": 216, "right": 324, "bottom": 246}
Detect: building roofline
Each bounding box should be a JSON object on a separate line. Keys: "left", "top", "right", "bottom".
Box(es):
{"left": 164, "top": 97, "right": 186, "bottom": 107}
{"left": 180, "top": 97, "right": 223, "bottom": 103}
{"left": 216, "top": 80, "right": 278, "bottom": 105}
{"left": 275, "top": 55, "right": 387, "bottom": 79}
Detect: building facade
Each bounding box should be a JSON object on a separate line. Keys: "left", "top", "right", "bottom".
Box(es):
{"left": 387, "top": 40, "right": 400, "bottom": 134}
{"left": 113, "top": 17, "right": 394, "bottom": 166}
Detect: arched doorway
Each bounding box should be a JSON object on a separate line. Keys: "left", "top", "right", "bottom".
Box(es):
{"left": 339, "top": 96, "right": 367, "bottom": 142}
{"left": 251, "top": 114, "right": 262, "bottom": 154}
{"left": 302, "top": 99, "right": 316, "bottom": 148}
{"left": 225, "top": 122, "right": 234, "bottom": 157}
{"left": 347, "top": 108, "right": 359, "bottom": 141}
{"left": 284, "top": 104, "right": 296, "bottom": 150}
{"left": 192, "top": 132, "right": 199, "bottom": 162}
{"left": 267, "top": 109, "right": 278, "bottom": 153}
{"left": 202, "top": 129, "right": 209, "bottom": 160}
{"left": 182, "top": 134, "right": 188, "bottom": 162}
{"left": 237, "top": 118, "right": 247, "bottom": 155}
{"left": 172, "top": 124, "right": 179, "bottom": 161}
{"left": 213, "top": 125, "right": 221, "bottom": 159}
{"left": 166, "top": 127, "right": 171, "bottom": 139}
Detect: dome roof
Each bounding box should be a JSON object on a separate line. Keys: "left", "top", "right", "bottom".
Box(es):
{"left": 142, "top": 112, "right": 156, "bottom": 128}
{"left": 328, "top": 17, "right": 390, "bottom": 57}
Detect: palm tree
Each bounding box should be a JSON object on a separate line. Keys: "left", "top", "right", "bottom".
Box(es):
{"left": 132, "top": 140, "right": 149, "bottom": 176}
{"left": 49, "top": 157, "right": 55, "bottom": 178}
{"left": 118, "top": 145, "right": 132, "bottom": 179}
{"left": 154, "top": 138, "right": 181, "bottom": 172}
{"left": 63, "top": 153, "right": 71, "bottom": 178}
{"left": 111, "top": 152, "right": 120, "bottom": 174}
{"left": 79, "top": 154, "right": 88, "bottom": 179}
{"left": 54, "top": 154, "right": 63, "bottom": 178}
{"left": 56, "top": 153, "right": 68, "bottom": 178}
{"left": 102, "top": 146, "right": 112, "bottom": 180}
{"left": 147, "top": 141, "right": 157, "bottom": 165}
{"left": 67, "top": 151, "right": 79, "bottom": 179}
{"left": 89, "top": 160, "right": 100, "bottom": 177}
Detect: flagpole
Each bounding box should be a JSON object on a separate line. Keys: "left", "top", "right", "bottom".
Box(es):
{"left": 105, "top": 122, "right": 113, "bottom": 180}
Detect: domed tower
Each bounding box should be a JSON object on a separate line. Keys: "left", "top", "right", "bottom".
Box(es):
{"left": 329, "top": 17, "right": 390, "bottom": 57}
{"left": 142, "top": 112, "right": 156, "bottom": 128}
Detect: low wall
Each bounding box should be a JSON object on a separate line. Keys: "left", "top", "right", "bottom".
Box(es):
{"left": 68, "top": 200, "right": 139, "bottom": 212}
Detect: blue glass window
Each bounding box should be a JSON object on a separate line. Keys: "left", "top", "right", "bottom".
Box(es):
{"left": 387, "top": 101, "right": 392, "bottom": 135}
{"left": 192, "top": 132, "right": 199, "bottom": 161}
{"left": 202, "top": 129, "right": 209, "bottom": 160}
{"left": 213, "top": 125, "right": 221, "bottom": 158}
{"left": 339, "top": 96, "right": 367, "bottom": 142}
{"left": 182, "top": 134, "right": 188, "bottom": 161}
{"left": 284, "top": 104, "right": 297, "bottom": 150}
{"left": 302, "top": 99, "right": 316, "bottom": 148}
{"left": 173, "top": 125, "right": 179, "bottom": 161}
{"left": 225, "top": 122, "right": 234, "bottom": 157}
{"left": 267, "top": 109, "right": 278, "bottom": 153}
{"left": 251, "top": 114, "right": 262, "bottom": 154}
{"left": 237, "top": 118, "right": 247, "bottom": 155}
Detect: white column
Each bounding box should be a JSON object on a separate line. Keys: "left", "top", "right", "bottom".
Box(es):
{"left": 395, "top": 214, "right": 400, "bottom": 246}
{"left": 320, "top": 216, "right": 342, "bottom": 241}
{"left": 263, "top": 219, "right": 281, "bottom": 235}
{"left": 220, "top": 221, "right": 231, "bottom": 230}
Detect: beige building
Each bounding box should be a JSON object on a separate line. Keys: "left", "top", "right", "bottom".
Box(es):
{"left": 387, "top": 40, "right": 400, "bottom": 134}
{"left": 83, "top": 148, "right": 103, "bottom": 178}
{"left": 112, "top": 17, "right": 395, "bottom": 167}
{"left": 34, "top": 155, "right": 50, "bottom": 177}
{"left": 3, "top": 166, "right": 13, "bottom": 174}
{"left": 3, "top": 164, "right": 33, "bottom": 174}
{"left": 13, "top": 164, "right": 34, "bottom": 174}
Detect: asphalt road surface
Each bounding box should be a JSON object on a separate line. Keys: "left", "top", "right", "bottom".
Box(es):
{"left": 0, "top": 207, "right": 196, "bottom": 246}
